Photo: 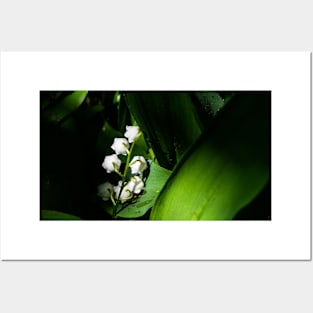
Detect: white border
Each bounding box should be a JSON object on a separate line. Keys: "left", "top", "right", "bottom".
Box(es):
{"left": 0, "top": 52, "right": 311, "bottom": 260}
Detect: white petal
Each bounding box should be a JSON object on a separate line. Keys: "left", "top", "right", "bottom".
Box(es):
{"left": 114, "top": 181, "right": 133, "bottom": 203}
{"left": 129, "top": 156, "right": 147, "bottom": 174}
{"left": 102, "top": 154, "right": 121, "bottom": 173}
{"left": 124, "top": 125, "right": 141, "bottom": 143}
{"left": 111, "top": 138, "right": 129, "bottom": 155}
{"left": 130, "top": 176, "right": 144, "bottom": 194}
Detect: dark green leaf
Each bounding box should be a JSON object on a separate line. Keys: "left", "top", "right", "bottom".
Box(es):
{"left": 125, "top": 92, "right": 204, "bottom": 169}
{"left": 41, "top": 210, "right": 80, "bottom": 220}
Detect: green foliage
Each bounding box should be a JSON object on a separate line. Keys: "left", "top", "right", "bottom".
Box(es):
{"left": 125, "top": 92, "right": 204, "bottom": 170}
{"left": 150, "top": 92, "right": 270, "bottom": 220}
{"left": 104, "top": 162, "right": 171, "bottom": 218}
{"left": 41, "top": 91, "right": 111, "bottom": 220}
{"left": 41, "top": 210, "right": 80, "bottom": 220}
{"left": 40, "top": 91, "right": 270, "bottom": 220}
{"left": 42, "top": 91, "right": 88, "bottom": 123}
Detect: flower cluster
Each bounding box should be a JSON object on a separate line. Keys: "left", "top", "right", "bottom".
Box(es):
{"left": 97, "top": 126, "right": 148, "bottom": 206}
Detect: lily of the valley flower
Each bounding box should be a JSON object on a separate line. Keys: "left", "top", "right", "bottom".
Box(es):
{"left": 97, "top": 182, "right": 114, "bottom": 201}
{"left": 124, "top": 125, "right": 141, "bottom": 143}
{"left": 128, "top": 176, "right": 145, "bottom": 194}
{"left": 129, "top": 156, "right": 147, "bottom": 174}
{"left": 113, "top": 181, "right": 133, "bottom": 203}
{"left": 111, "top": 138, "right": 129, "bottom": 155}
{"left": 99, "top": 125, "right": 147, "bottom": 210}
{"left": 113, "top": 176, "right": 145, "bottom": 203}
{"left": 102, "top": 154, "right": 121, "bottom": 173}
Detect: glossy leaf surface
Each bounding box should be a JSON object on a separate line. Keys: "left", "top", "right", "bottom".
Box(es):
{"left": 150, "top": 92, "right": 271, "bottom": 220}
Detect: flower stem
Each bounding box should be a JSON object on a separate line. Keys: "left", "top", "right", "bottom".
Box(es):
{"left": 123, "top": 141, "right": 135, "bottom": 177}
{"left": 114, "top": 169, "right": 124, "bottom": 177}
{"left": 110, "top": 193, "right": 116, "bottom": 207}
{"left": 112, "top": 141, "right": 135, "bottom": 218}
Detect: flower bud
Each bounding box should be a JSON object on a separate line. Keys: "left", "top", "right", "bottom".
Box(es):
{"left": 129, "top": 156, "right": 147, "bottom": 174}
{"left": 102, "top": 154, "right": 121, "bottom": 173}
{"left": 129, "top": 176, "right": 144, "bottom": 194}
{"left": 113, "top": 176, "right": 145, "bottom": 203}
{"left": 113, "top": 181, "right": 133, "bottom": 203}
{"left": 111, "top": 138, "right": 130, "bottom": 155}
{"left": 124, "top": 125, "right": 141, "bottom": 143}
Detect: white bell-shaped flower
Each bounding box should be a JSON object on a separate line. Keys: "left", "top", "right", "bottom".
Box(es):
{"left": 111, "top": 138, "right": 129, "bottom": 155}
{"left": 129, "top": 176, "right": 145, "bottom": 194}
{"left": 129, "top": 156, "right": 147, "bottom": 174}
{"left": 113, "top": 181, "right": 133, "bottom": 203}
{"left": 97, "top": 182, "right": 114, "bottom": 201}
{"left": 102, "top": 154, "right": 121, "bottom": 173}
{"left": 113, "top": 176, "right": 145, "bottom": 203}
{"left": 124, "top": 125, "right": 141, "bottom": 143}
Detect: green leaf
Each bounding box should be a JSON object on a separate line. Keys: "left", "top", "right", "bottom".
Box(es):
{"left": 125, "top": 92, "right": 204, "bottom": 169}
{"left": 150, "top": 92, "right": 271, "bottom": 220}
{"left": 43, "top": 91, "right": 88, "bottom": 123}
{"left": 104, "top": 162, "right": 171, "bottom": 218}
{"left": 131, "top": 132, "right": 151, "bottom": 160}
{"left": 41, "top": 210, "right": 80, "bottom": 220}
{"left": 116, "top": 91, "right": 131, "bottom": 133}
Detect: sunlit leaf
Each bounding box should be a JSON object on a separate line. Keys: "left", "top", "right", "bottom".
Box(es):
{"left": 43, "top": 91, "right": 88, "bottom": 123}
{"left": 150, "top": 92, "right": 271, "bottom": 220}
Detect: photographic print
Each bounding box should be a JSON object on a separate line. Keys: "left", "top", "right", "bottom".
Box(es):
{"left": 1, "top": 52, "right": 310, "bottom": 260}
{"left": 40, "top": 91, "right": 271, "bottom": 221}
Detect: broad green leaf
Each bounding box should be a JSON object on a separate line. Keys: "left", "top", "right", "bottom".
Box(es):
{"left": 104, "top": 162, "right": 171, "bottom": 218}
{"left": 125, "top": 92, "right": 204, "bottom": 169}
{"left": 150, "top": 92, "right": 270, "bottom": 220}
{"left": 41, "top": 210, "right": 80, "bottom": 220}
{"left": 43, "top": 91, "right": 88, "bottom": 123}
